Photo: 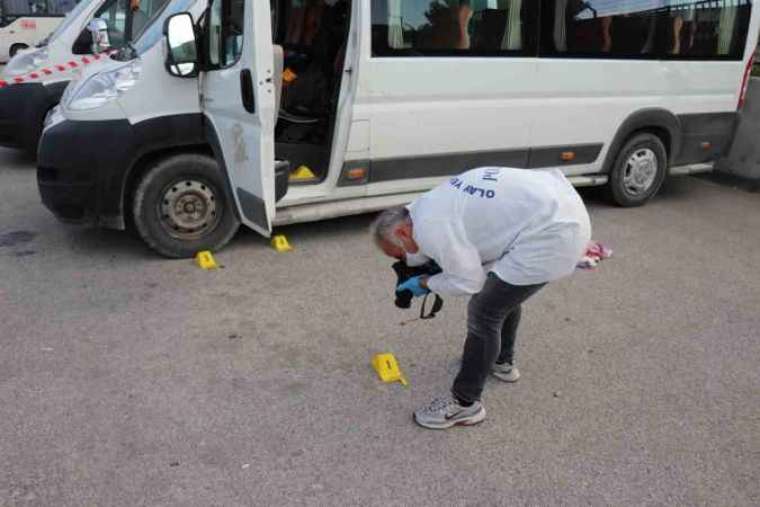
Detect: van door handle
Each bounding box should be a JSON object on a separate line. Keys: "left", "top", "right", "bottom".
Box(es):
{"left": 240, "top": 69, "right": 255, "bottom": 114}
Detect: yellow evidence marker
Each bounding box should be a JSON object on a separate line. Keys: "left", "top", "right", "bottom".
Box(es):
{"left": 271, "top": 234, "right": 293, "bottom": 252}
{"left": 289, "top": 165, "right": 317, "bottom": 182}
{"left": 195, "top": 250, "right": 219, "bottom": 270}
{"left": 372, "top": 353, "right": 408, "bottom": 386}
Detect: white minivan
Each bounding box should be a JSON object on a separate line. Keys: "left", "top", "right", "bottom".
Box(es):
{"left": 0, "top": 0, "right": 167, "bottom": 154}
{"left": 39, "top": 0, "right": 760, "bottom": 258}
{"left": 0, "top": 0, "right": 79, "bottom": 62}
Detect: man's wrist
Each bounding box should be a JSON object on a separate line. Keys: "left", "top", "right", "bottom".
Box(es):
{"left": 419, "top": 276, "right": 429, "bottom": 290}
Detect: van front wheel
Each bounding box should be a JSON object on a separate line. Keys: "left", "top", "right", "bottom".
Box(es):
{"left": 606, "top": 133, "right": 667, "bottom": 207}
{"left": 132, "top": 154, "right": 240, "bottom": 258}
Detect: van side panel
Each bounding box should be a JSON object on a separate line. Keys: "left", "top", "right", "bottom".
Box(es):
{"left": 342, "top": 0, "right": 760, "bottom": 198}
{"left": 532, "top": 59, "right": 746, "bottom": 176}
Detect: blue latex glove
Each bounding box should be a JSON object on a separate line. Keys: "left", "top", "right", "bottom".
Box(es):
{"left": 396, "top": 276, "right": 430, "bottom": 298}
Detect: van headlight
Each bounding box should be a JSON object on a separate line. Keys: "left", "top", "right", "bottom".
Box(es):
{"left": 66, "top": 60, "right": 142, "bottom": 111}
{"left": 4, "top": 47, "right": 48, "bottom": 77}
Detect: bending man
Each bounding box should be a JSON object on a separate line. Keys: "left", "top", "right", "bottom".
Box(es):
{"left": 372, "top": 167, "right": 591, "bottom": 430}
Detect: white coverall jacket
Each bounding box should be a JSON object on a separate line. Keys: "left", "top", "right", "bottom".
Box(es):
{"left": 407, "top": 167, "right": 592, "bottom": 296}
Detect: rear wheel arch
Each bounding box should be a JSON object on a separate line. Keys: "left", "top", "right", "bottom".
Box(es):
{"left": 603, "top": 109, "right": 682, "bottom": 173}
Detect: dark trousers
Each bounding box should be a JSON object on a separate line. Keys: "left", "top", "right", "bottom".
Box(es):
{"left": 452, "top": 273, "right": 545, "bottom": 404}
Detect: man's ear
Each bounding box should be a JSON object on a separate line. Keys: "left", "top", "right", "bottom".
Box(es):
{"left": 389, "top": 222, "right": 401, "bottom": 240}
{"left": 393, "top": 222, "right": 411, "bottom": 242}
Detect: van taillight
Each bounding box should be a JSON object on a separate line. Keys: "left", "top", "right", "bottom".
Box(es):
{"left": 738, "top": 56, "right": 755, "bottom": 110}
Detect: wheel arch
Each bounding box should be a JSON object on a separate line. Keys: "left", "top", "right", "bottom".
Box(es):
{"left": 116, "top": 113, "right": 211, "bottom": 228}
{"left": 603, "top": 108, "right": 682, "bottom": 173}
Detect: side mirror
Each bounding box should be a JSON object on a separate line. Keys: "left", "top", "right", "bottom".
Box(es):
{"left": 87, "top": 18, "right": 110, "bottom": 54}
{"left": 163, "top": 12, "right": 198, "bottom": 78}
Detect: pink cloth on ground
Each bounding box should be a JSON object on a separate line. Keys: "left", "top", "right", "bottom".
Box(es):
{"left": 576, "top": 241, "right": 613, "bottom": 270}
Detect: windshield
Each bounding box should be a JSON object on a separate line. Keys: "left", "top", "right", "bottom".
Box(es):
{"left": 47, "top": 0, "right": 94, "bottom": 42}
{"left": 132, "top": 0, "right": 195, "bottom": 55}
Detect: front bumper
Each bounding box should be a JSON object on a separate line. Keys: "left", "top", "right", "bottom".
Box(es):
{"left": 38, "top": 118, "right": 133, "bottom": 227}
{"left": 38, "top": 116, "right": 291, "bottom": 229}
{"left": 0, "top": 81, "right": 68, "bottom": 153}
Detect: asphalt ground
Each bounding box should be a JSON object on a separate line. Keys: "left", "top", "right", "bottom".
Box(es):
{"left": 1, "top": 147, "right": 759, "bottom": 505}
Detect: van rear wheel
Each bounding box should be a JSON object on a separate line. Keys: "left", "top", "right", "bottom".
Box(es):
{"left": 606, "top": 133, "right": 667, "bottom": 207}
{"left": 132, "top": 154, "right": 240, "bottom": 258}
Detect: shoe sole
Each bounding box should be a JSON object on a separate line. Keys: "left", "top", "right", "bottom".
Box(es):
{"left": 413, "top": 408, "right": 486, "bottom": 430}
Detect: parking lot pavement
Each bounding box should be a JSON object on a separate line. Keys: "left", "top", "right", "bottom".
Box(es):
{"left": 1, "top": 147, "right": 759, "bottom": 506}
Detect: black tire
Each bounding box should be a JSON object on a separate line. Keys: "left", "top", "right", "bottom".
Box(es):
{"left": 9, "top": 43, "right": 28, "bottom": 58}
{"left": 606, "top": 132, "right": 668, "bottom": 207}
{"left": 132, "top": 154, "right": 240, "bottom": 258}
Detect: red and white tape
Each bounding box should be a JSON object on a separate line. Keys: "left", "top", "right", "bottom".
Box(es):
{"left": 0, "top": 49, "right": 117, "bottom": 89}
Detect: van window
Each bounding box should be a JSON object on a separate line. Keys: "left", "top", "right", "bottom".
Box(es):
{"left": 73, "top": 0, "right": 166, "bottom": 54}
{"left": 130, "top": 0, "right": 169, "bottom": 39}
{"left": 131, "top": 0, "right": 193, "bottom": 55}
{"left": 371, "top": 0, "right": 538, "bottom": 57}
{"left": 47, "top": 0, "right": 77, "bottom": 14}
{"left": 208, "top": 0, "right": 244, "bottom": 67}
{"left": 93, "top": 0, "right": 130, "bottom": 47}
{"left": 0, "top": 0, "right": 77, "bottom": 16}
{"left": 45, "top": 0, "right": 87, "bottom": 40}
{"left": 541, "top": 0, "right": 753, "bottom": 60}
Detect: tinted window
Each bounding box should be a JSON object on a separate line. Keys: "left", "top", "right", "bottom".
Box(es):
{"left": 46, "top": 0, "right": 88, "bottom": 40}
{"left": 90, "top": 0, "right": 166, "bottom": 47}
{"left": 47, "top": 0, "right": 77, "bottom": 14}
{"left": 132, "top": 0, "right": 194, "bottom": 55}
{"left": 73, "top": 0, "right": 166, "bottom": 53}
{"left": 94, "top": 0, "right": 130, "bottom": 47}
{"left": 130, "top": 0, "right": 170, "bottom": 39}
{"left": 0, "top": 0, "right": 77, "bottom": 15}
{"left": 208, "top": 0, "right": 244, "bottom": 67}
{"left": 371, "top": 0, "right": 538, "bottom": 56}
{"left": 542, "top": 0, "right": 753, "bottom": 60}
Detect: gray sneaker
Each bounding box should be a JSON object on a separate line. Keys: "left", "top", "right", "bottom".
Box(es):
{"left": 491, "top": 362, "right": 520, "bottom": 382}
{"left": 413, "top": 395, "right": 486, "bottom": 430}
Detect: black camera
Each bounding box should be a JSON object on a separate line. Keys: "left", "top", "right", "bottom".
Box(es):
{"left": 391, "top": 260, "right": 444, "bottom": 319}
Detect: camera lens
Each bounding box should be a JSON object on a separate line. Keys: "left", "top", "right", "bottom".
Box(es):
{"left": 395, "top": 290, "right": 413, "bottom": 309}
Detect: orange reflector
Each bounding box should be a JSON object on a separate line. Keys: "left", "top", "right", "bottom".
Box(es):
{"left": 561, "top": 151, "right": 576, "bottom": 162}
{"left": 700, "top": 142, "right": 712, "bottom": 150}
{"left": 346, "top": 167, "right": 367, "bottom": 180}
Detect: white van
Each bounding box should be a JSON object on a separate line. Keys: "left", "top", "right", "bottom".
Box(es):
{"left": 0, "top": 0, "right": 79, "bottom": 62}
{"left": 0, "top": 0, "right": 167, "bottom": 154}
{"left": 38, "top": 0, "right": 760, "bottom": 258}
